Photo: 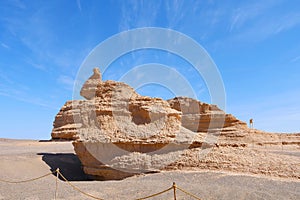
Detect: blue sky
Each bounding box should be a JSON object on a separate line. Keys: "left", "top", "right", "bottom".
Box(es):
{"left": 0, "top": 0, "right": 299, "bottom": 139}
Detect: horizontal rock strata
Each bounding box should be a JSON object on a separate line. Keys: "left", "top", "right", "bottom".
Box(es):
{"left": 51, "top": 68, "right": 300, "bottom": 180}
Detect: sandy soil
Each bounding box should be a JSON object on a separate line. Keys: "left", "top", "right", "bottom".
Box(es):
{"left": 0, "top": 139, "right": 299, "bottom": 200}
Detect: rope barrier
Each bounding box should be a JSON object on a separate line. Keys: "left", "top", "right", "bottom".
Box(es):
{"left": 176, "top": 185, "right": 202, "bottom": 200}
{"left": 135, "top": 186, "right": 173, "bottom": 200}
{"left": 0, "top": 171, "right": 54, "bottom": 184}
{"left": 0, "top": 168, "right": 204, "bottom": 200}
{"left": 57, "top": 170, "right": 104, "bottom": 200}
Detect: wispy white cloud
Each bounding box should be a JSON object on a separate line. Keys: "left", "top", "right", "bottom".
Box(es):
{"left": 1, "top": 5, "right": 55, "bottom": 66}
{"left": 119, "top": 0, "right": 161, "bottom": 31}
{"left": 0, "top": 69, "right": 57, "bottom": 109}
{"left": 10, "top": 0, "right": 26, "bottom": 10}
{"left": 0, "top": 71, "right": 26, "bottom": 91}
{"left": 243, "top": 13, "right": 300, "bottom": 41}
{"left": 229, "top": 11, "right": 241, "bottom": 32}
{"left": 290, "top": 55, "right": 300, "bottom": 63}
{"left": 1, "top": 42, "right": 10, "bottom": 49}
{"left": 273, "top": 13, "right": 300, "bottom": 34}
{"left": 57, "top": 75, "right": 75, "bottom": 90}
{"left": 226, "top": 1, "right": 300, "bottom": 43}
{"left": 77, "top": 0, "right": 82, "bottom": 12}
{"left": 228, "top": 2, "right": 272, "bottom": 32}
{"left": 24, "top": 58, "right": 48, "bottom": 72}
{"left": 0, "top": 81, "right": 56, "bottom": 109}
{"left": 0, "top": 90, "right": 57, "bottom": 109}
{"left": 0, "top": 72, "right": 13, "bottom": 84}
{"left": 0, "top": 2, "right": 84, "bottom": 75}
{"left": 165, "top": 0, "right": 187, "bottom": 28}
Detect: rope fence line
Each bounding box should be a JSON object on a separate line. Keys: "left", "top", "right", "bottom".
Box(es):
{"left": 176, "top": 185, "right": 202, "bottom": 200}
{"left": 57, "top": 169, "right": 104, "bottom": 200}
{"left": 0, "top": 171, "right": 54, "bottom": 184}
{"left": 0, "top": 168, "right": 203, "bottom": 200}
{"left": 135, "top": 185, "right": 173, "bottom": 200}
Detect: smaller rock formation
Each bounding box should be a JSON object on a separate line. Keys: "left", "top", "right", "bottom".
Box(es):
{"left": 168, "top": 97, "right": 247, "bottom": 133}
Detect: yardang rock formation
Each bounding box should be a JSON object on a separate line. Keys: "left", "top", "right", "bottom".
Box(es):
{"left": 52, "top": 68, "right": 300, "bottom": 180}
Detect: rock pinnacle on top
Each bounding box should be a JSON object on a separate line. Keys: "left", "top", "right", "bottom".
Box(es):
{"left": 80, "top": 67, "right": 102, "bottom": 100}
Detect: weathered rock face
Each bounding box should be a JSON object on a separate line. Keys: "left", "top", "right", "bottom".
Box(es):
{"left": 52, "top": 68, "right": 201, "bottom": 179}
{"left": 52, "top": 68, "right": 300, "bottom": 180}
{"left": 51, "top": 68, "right": 249, "bottom": 179}
{"left": 167, "top": 97, "right": 247, "bottom": 133}
{"left": 52, "top": 83, "right": 246, "bottom": 141}
{"left": 52, "top": 100, "right": 81, "bottom": 140}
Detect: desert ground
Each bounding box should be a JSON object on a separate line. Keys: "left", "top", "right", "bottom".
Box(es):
{"left": 0, "top": 138, "right": 299, "bottom": 200}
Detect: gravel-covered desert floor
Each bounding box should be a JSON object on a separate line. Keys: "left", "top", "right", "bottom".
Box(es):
{"left": 0, "top": 138, "right": 299, "bottom": 200}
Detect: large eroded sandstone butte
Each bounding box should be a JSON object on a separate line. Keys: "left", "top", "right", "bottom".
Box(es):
{"left": 51, "top": 68, "right": 300, "bottom": 180}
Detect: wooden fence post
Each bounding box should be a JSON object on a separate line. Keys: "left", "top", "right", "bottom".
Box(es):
{"left": 173, "top": 182, "right": 177, "bottom": 200}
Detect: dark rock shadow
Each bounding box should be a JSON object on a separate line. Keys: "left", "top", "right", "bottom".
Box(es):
{"left": 37, "top": 153, "right": 91, "bottom": 181}
{"left": 38, "top": 139, "right": 52, "bottom": 142}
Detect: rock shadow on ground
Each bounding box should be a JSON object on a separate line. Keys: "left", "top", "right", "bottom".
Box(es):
{"left": 37, "top": 153, "right": 90, "bottom": 181}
